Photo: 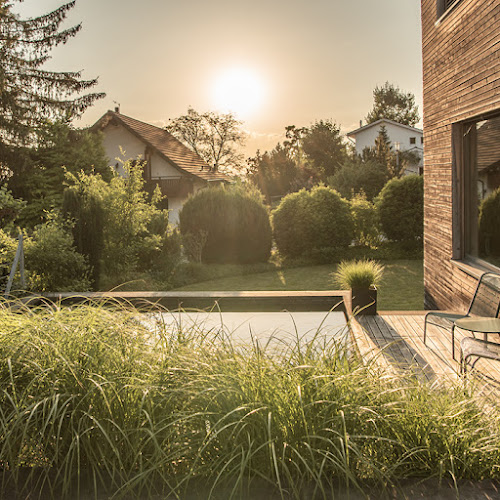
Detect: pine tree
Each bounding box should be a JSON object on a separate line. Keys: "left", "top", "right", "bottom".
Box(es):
{"left": 0, "top": 1, "right": 104, "bottom": 153}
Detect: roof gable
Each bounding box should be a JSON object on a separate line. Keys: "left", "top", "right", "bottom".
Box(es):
{"left": 347, "top": 118, "right": 423, "bottom": 138}
{"left": 92, "top": 111, "right": 231, "bottom": 183}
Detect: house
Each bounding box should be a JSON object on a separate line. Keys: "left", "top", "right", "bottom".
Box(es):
{"left": 421, "top": 0, "right": 500, "bottom": 310}
{"left": 91, "top": 110, "right": 232, "bottom": 224}
{"left": 347, "top": 118, "right": 424, "bottom": 175}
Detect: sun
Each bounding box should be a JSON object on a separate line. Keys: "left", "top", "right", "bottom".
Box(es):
{"left": 212, "top": 67, "right": 266, "bottom": 120}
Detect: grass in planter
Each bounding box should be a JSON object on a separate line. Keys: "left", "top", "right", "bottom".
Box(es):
{"left": 0, "top": 299, "right": 497, "bottom": 499}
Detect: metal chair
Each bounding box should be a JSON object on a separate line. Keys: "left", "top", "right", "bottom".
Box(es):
{"left": 460, "top": 336, "right": 500, "bottom": 375}
{"left": 423, "top": 272, "right": 500, "bottom": 358}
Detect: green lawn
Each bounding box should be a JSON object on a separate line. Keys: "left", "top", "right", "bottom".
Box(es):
{"left": 173, "top": 259, "right": 424, "bottom": 310}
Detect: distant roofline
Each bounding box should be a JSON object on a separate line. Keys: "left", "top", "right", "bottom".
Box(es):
{"left": 347, "top": 118, "right": 423, "bottom": 137}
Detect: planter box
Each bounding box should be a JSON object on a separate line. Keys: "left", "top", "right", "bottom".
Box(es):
{"left": 351, "top": 286, "right": 377, "bottom": 316}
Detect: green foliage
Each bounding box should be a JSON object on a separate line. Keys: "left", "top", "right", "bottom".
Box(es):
{"left": 333, "top": 259, "right": 384, "bottom": 289}
{"left": 0, "top": 1, "right": 104, "bottom": 166}
{"left": 272, "top": 185, "right": 353, "bottom": 258}
{"left": 479, "top": 187, "right": 500, "bottom": 257}
{"left": 63, "top": 171, "right": 107, "bottom": 289}
{"left": 328, "top": 157, "right": 388, "bottom": 201}
{"left": 0, "top": 301, "right": 497, "bottom": 498}
{"left": 376, "top": 175, "right": 424, "bottom": 244}
{"left": 0, "top": 185, "right": 25, "bottom": 229}
{"left": 179, "top": 183, "right": 272, "bottom": 264}
{"left": 10, "top": 122, "right": 109, "bottom": 228}
{"left": 365, "top": 82, "right": 420, "bottom": 127}
{"left": 301, "top": 119, "right": 347, "bottom": 178}
{"left": 24, "top": 221, "right": 91, "bottom": 292}
{"left": 350, "top": 193, "right": 381, "bottom": 247}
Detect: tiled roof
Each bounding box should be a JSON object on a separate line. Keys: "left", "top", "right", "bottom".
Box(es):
{"left": 92, "top": 111, "right": 232, "bottom": 183}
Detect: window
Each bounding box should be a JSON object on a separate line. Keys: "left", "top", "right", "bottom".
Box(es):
{"left": 454, "top": 114, "right": 500, "bottom": 269}
{"left": 410, "top": 137, "right": 416, "bottom": 145}
{"left": 437, "top": 0, "right": 463, "bottom": 18}
{"left": 421, "top": 137, "right": 424, "bottom": 145}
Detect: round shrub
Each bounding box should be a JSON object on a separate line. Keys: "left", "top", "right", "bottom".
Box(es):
{"left": 179, "top": 184, "right": 272, "bottom": 264}
{"left": 272, "top": 185, "right": 353, "bottom": 258}
{"left": 376, "top": 175, "right": 423, "bottom": 243}
{"left": 479, "top": 187, "right": 500, "bottom": 256}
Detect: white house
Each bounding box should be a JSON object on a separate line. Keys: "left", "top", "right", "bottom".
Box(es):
{"left": 347, "top": 118, "right": 424, "bottom": 175}
{"left": 92, "top": 110, "right": 231, "bottom": 224}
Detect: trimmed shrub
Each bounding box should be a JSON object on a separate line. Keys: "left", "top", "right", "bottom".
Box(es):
{"left": 479, "top": 187, "right": 500, "bottom": 256}
{"left": 179, "top": 184, "right": 272, "bottom": 264}
{"left": 272, "top": 185, "right": 353, "bottom": 258}
{"left": 376, "top": 175, "right": 423, "bottom": 244}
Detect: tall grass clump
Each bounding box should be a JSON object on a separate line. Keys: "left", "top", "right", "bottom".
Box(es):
{"left": 0, "top": 299, "right": 499, "bottom": 499}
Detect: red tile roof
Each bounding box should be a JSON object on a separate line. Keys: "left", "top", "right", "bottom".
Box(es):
{"left": 92, "top": 111, "right": 232, "bottom": 183}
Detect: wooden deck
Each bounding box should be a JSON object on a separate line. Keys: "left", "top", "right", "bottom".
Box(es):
{"left": 351, "top": 312, "right": 500, "bottom": 389}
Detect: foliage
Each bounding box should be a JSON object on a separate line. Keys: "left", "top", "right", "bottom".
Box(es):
{"left": 365, "top": 82, "right": 420, "bottom": 127}
{"left": 0, "top": 1, "right": 104, "bottom": 164}
{"left": 0, "top": 185, "right": 25, "bottom": 229}
{"left": 333, "top": 258, "right": 384, "bottom": 289}
{"left": 272, "top": 185, "right": 353, "bottom": 258}
{"left": 301, "top": 119, "right": 347, "bottom": 179}
{"left": 62, "top": 171, "right": 107, "bottom": 289}
{"left": 328, "top": 157, "right": 388, "bottom": 201}
{"left": 9, "top": 122, "right": 109, "bottom": 228}
{"left": 179, "top": 183, "right": 272, "bottom": 264}
{"left": 479, "top": 187, "right": 500, "bottom": 257}
{"left": 350, "top": 193, "right": 381, "bottom": 247}
{"left": 376, "top": 175, "right": 424, "bottom": 244}
{"left": 0, "top": 300, "right": 498, "bottom": 498}
{"left": 247, "top": 144, "right": 314, "bottom": 200}
{"left": 167, "top": 107, "right": 245, "bottom": 173}
{"left": 24, "top": 221, "right": 91, "bottom": 292}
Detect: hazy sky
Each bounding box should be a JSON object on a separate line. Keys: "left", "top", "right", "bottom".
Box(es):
{"left": 16, "top": 0, "right": 423, "bottom": 155}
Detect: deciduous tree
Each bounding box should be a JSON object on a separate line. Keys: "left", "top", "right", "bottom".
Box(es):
{"left": 166, "top": 107, "right": 245, "bottom": 173}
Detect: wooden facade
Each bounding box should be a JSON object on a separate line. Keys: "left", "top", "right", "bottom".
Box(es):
{"left": 421, "top": 0, "right": 500, "bottom": 310}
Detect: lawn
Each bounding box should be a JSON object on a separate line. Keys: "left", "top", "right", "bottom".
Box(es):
{"left": 173, "top": 259, "right": 424, "bottom": 310}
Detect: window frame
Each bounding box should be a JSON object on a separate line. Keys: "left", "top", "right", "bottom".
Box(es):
{"left": 436, "top": 0, "right": 463, "bottom": 20}
{"left": 452, "top": 112, "right": 500, "bottom": 272}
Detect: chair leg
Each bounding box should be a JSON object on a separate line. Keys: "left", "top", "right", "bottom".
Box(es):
{"left": 452, "top": 324, "right": 456, "bottom": 361}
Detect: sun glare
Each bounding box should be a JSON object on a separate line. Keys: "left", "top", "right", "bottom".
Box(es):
{"left": 212, "top": 67, "right": 266, "bottom": 120}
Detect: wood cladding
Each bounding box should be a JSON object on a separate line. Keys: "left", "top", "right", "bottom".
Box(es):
{"left": 421, "top": 0, "right": 500, "bottom": 310}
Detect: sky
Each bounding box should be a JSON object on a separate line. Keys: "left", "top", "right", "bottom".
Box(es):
{"left": 15, "top": 0, "right": 423, "bottom": 156}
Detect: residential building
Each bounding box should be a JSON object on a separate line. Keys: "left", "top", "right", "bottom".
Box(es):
{"left": 421, "top": 0, "right": 500, "bottom": 309}
{"left": 347, "top": 118, "right": 424, "bottom": 175}
{"left": 92, "top": 110, "right": 231, "bottom": 224}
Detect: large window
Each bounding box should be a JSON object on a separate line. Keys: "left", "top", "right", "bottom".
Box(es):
{"left": 455, "top": 114, "right": 500, "bottom": 269}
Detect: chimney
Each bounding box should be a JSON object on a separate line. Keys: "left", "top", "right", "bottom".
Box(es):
{"left": 359, "top": 120, "right": 362, "bottom": 128}
{"left": 114, "top": 106, "right": 120, "bottom": 113}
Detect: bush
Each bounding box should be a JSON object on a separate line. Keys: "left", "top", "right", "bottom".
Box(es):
{"left": 376, "top": 175, "right": 423, "bottom": 244}
{"left": 328, "top": 158, "right": 388, "bottom": 201}
{"left": 479, "top": 187, "right": 500, "bottom": 256}
{"left": 350, "top": 193, "right": 381, "bottom": 247}
{"left": 24, "top": 222, "right": 91, "bottom": 292}
{"left": 179, "top": 184, "right": 272, "bottom": 264}
{"left": 272, "top": 185, "right": 353, "bottom": 258}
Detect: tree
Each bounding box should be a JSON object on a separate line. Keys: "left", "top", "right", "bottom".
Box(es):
{"left": 301, "top": 120, "right": 347, "bottom": 179}
{"left": 166, "top": 107, "right": 245, "bottom": 173}
{"left": 0, "top": 1, "right": 104, "bottom": 158}
{"left": 366, "top": 82, "right": 420, "bottom": 127}
{"left": 8, "top": 121, "right": 109, "bottom": 228}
